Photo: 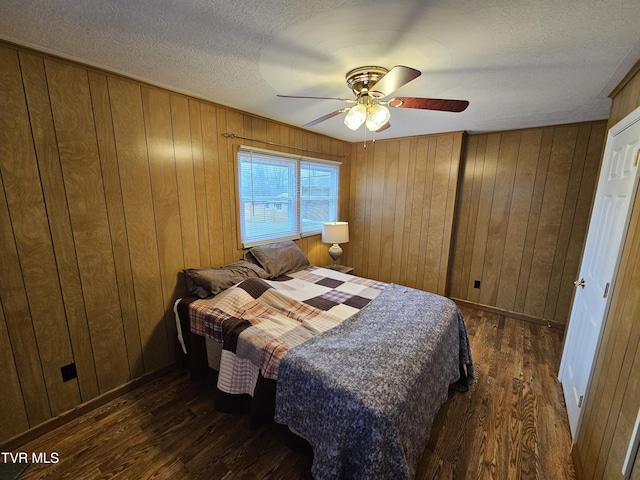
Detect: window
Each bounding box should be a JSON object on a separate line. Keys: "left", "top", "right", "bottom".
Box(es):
{"left": 237, "top": 146, "right": 340, "bottom": 247}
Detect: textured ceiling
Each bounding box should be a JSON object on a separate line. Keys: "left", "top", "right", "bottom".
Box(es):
{"left": 1, "top": 0, "right": 639, "bottom": 142}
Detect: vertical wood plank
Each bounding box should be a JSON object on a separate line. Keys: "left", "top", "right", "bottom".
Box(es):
{"left": 109, "top": 77, "right": 169, "bottom": 372}
{"left": 188, "top": 100, "right": 211, "bottom": 267}
{"left": 141, "top": 86, "right": 185, "bottom": 361}
{"left": 89, "top": 71, "right": 144, "bottom": 380}
{"left": 202, "top": 104, "right": 224, "bottom": 266}
{"left": 0, "top": 301, "right": 30, "bottom": 441}
{"left": 495, "top": 128, "right": 542, "bottom": 311}
{"left": 20, "top": 51, "right": 101, "bottom": 401}
{"left": 171, "top": 94, "right": 200, "bottom": 271}
{"left": 366, "top": 141, "right": 386, "bottom": 280}
{"left": 479, "top": 130, "right": 520, "bottom": 306}
{"left": 515, "top": 127, "right": 553, "bottom": 312}
{"left": 524, "top": 125, "right": 579, "bottom": 318}
{"left": 543, "top": 124, "right": 590, "bottom": 320}
{"left": 467, "top": 133, "right": 500, "bottom": 303}
{"left": 389, "top": 139, "right": 410, "bottom": 284}
{"left": 416, "top": 137, "right": 436, "bottom": 291}
{"left": 47, "top": 59, "right": 130, "bottom": 392}
{"left": 0, "top": 45, "right": 79, "bottom": 417}
{"left": 554, "top": 123, "right": 605, "bottom": 323}
{"left": 0, "top": 138, "right": 51, "bottom": 429}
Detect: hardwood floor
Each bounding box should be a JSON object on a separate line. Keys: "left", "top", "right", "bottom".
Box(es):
{"left": 12, "top": 306, "right": 575, "bottom": 480}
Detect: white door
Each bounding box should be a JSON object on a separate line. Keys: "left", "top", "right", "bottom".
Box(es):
{"left": 559, "top": 106, "right": 640, "bottom": 442}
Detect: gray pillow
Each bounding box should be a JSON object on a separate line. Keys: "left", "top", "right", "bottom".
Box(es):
{"left": 184, "top": 261, "right": 270, "bottom": 298}
{"left": 245, "top": 240, "right": 310, "bottom": 278}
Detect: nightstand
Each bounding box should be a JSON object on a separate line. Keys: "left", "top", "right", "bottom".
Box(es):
{"left": 325, "top": 265, "right": 354, "bottom": 275}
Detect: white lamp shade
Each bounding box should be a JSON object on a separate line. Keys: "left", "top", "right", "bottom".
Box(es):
{"left": 343, "top": 104, "right": 367, "bottom": 131}
{"left": 366, "top": 104, "right": 391, "bottom": 131}
{"left": 322, "top": 222, "right": 349, "bottom": 244}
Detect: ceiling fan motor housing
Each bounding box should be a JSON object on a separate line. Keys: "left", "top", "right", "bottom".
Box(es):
{"left": 345, "top": 66, "right": 389, "bottom": 97}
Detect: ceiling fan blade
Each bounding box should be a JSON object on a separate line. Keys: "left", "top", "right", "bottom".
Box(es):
{"left": 278, "top": 95, "right": 355, "bottom": 103}
{"left": 388, "top": 97, "right": 469, "bottom": 112}
{"left": 303, "top": 108, "right": 350, "bottom": 127}
{"left": 368, "top": 65, "right": 421, "bottom": 98}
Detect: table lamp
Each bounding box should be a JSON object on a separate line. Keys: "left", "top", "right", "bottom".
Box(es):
{"left": 322, "top": 222, "right": 349, "bottom": 269}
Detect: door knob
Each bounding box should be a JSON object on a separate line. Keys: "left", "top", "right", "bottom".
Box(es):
{"left": 574, "top": 278, "right": 586, "bottom": 288}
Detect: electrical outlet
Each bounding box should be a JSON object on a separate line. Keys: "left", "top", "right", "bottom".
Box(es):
{"left": 61, "top": 363, "right": 77, "bottom": 382}
{"left": 474, "top": 280, "right": 481, "bottom": 289}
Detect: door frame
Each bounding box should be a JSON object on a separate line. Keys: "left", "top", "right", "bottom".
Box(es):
{"left": 559, "top": 104, "right": 640, "bottom": 442}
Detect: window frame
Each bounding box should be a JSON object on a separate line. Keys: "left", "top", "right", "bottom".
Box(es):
{"left": 236, "top": 145, "right": 341, "bottom": 248}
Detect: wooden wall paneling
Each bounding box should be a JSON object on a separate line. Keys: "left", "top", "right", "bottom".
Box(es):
{"left": 0, "top": 46, "right": 80, "bottom": 417}
{"left": 572, "top": 62, "right": 640, "bottom": 480}
{"left": 429, "top": 136, "right": 453, "bottom": 294}
{"left": 553, "top": 123, "right": 606, "bottom": 323}
{"left": 141, "top": 87, "right": 185, "bottom": 361}
{"left": 221, "top": 109, "right": 243, "bottom": 264}
{"left": 46, "top": 60, "right": 130, "bottom": 393}
{"left": 379, "top": 140, "right": 399, "bottom": 283}
{"left": 467, "top": 133, "right": 500, "bottom": 303}
{"left": 608, "top": 72, "right": 640, "bottom": 128}
{"left": 171, "top": 94, "right": 201, "bottom": 272}
{"left": 429, "top": 134, "right": 461, "bottom": 295}
{"left": 438, "top": 131, "right": 466, "bottom": 295}
{"left": 437, "top": 132, "right": 463, "bottom": 295}
{"left": 366, "top": 141, "right": 387, "bottom": 281}
{"left": 450, "top": 134, "right": 483, "bottom": 300}
{"left": 360, "top": 144, "right": 375, "bottom": 279}
{"left": 445, "top": 136, "right": 470, "bottom": 299}
{"left": 89, "top": 71, "right": 143, "bottom": 380}
{"left": 416, "top": 138, "right": 436, "bottom": 292}
{"left": 202, "top": 103, "right": 224, "bottom": 267}
{"left": 398, "top": 138, "right": 418, "bottom": 287}
{"left": 514, "top": 127, "right": 553, "bottom": 313}
{"left": 389, "top": 139, "right": 410, "bottom": 285}
{"left": 0, "top": 71, "right": 50, "bottom": 431}
{"left": 338, "top": 138, "right": 351, "bottom": 239}
{"left": 495, "top": 129, "right": 542, "bottom": 311}
{"left": 108, "top": 77, "right": 169, "bottom": 372}
{"left": 0, "top": 301, "right": 30, "bottom": 441}
{"left": 577, "top": 195, "right": 640, "bottom": 479}
{"left": 19, "top": 52, "right": 101, "bottom": 401}
{"left": 542, "top": 124, "right": 591, "bottom": 321}
{"left": 404, "top": 137, "right": 430, "bottom": 289}
{"left": 348, "top": 142, "right": 367, "bottom": 274}
{"left": 187, "top": 100, "right": 210, "bottom": 267}
{"left": 479, "top": 130, "right": 520, "bottom": 306}
{"left": 0, "top": 174, "right": 50, "bottom": 429}
{"left": 524, "top": 125, "right": 578, "bottom": 318}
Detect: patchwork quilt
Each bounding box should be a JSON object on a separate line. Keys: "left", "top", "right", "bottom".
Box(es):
{"left": 184, "top": 266, "right": 387, "bottom": 395}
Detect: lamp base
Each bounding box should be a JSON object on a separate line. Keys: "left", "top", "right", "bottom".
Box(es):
{"left": 328, "top": 243, "right": 343, "bottom": 269}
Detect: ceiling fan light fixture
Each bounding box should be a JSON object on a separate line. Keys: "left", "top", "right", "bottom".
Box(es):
{"left": 366, "top": 104, "right": 391, "bottom": 131}
{"left": 344, "top": 103, "right": 367, "bottom": 130}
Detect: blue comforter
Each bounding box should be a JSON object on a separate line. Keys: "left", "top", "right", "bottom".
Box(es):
{"left": 274, "top": 283, "right": 474, "bottom": 480}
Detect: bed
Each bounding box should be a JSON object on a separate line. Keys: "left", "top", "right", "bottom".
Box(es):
{"left": 175, "top": 240, "right": 474, "bottom": 479}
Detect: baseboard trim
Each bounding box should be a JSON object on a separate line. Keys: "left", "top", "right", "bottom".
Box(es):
{"left": 451, "top": 298, "right": 566, "bottom": 330}
{"left": 0, "top": 363, "right": 177, "bottom": 451}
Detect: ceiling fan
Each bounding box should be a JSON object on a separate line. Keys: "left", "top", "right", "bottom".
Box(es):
{"left": 278, "top": 65, "right": 469, "bottom": 133}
